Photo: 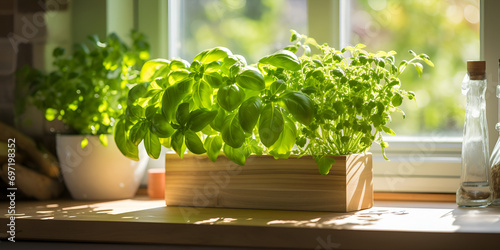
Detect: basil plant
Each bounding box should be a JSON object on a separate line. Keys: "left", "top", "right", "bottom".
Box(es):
{"left": 116, "top": 30, "right": 432, "bottom": 173}
{"left": 116, "top": 44, "right": 314, "bottom": 163}
{"left": 17, "top": 31, "right": 150, "bottom": 148}
{"left": 271, "top": 30, "right": 433, "bottom": 174}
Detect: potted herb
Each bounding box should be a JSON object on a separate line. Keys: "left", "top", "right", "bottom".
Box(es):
{"left": 117, "top": 30, "right": 431, "bottom": 211}
{"left": 16, "top": 31, "right": 151, "bottom": 200}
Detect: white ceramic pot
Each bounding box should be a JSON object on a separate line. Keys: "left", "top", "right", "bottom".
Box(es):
{"left": 56, "top": 134, "right": 148, "bottom": 200}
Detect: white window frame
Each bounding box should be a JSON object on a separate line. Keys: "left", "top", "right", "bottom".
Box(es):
{"left": 136, "top": 0, "right": 500, "bottom": 193}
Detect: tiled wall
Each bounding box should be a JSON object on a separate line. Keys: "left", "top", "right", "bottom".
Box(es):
{"left": 0, "top": 0, "right": 47, "bottom": 127}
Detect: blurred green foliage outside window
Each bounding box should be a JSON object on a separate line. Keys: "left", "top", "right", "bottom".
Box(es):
{"left": 175, "top": 0, "right": 479, "bottom": 137}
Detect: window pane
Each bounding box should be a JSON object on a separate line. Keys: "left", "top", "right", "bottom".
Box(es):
{"left": 350, "top": 0, "right": 480, "bottom": 137}
{"left": 174, "top": 0, "right": 308, "bottom": 63}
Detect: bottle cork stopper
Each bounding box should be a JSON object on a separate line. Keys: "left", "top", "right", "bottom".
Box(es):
{"left": 467, "top": 61, "right": 486, "bottom": 80}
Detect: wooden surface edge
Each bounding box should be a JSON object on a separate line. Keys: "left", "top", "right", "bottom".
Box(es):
{"left": 136, "top": 189, "right": 455, "bottom": 203}
{"left": 374, "top": 192, "right": 456, "bottom": 202}
{"left": 140, "top": 189, "right": 454, "bottom": 202}
{"left": 0, "top": 217, "right": 498, "bottom": 249}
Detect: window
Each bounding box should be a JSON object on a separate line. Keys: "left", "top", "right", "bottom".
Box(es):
{"left": 350, "top": 0, "right": 480, "bottom": 137}
{"left": 144, "top": 0, "right": 498, "bottom": 193}
{"left": 169, "top": 0, "right": 308, "bottom": 62}
{"left": 345, "top": 0, "right": 480, "bottom": 192}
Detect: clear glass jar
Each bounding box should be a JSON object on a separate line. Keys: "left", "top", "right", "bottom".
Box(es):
{"left": 456, "top": 61, "right": 492, "bottom": 207}
{"left": 490, "top": 123, "right": 500, "bottom": 205}
{"left": 489, "top": 61, "right": 500, "bottom": 206}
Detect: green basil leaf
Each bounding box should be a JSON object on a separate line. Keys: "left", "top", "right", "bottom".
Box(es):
{"left": 413, "top": 62, "right": 423, "bottom": 77}
{"left": 380, "top": 141, "right": 389, "bottom": 160}
{"left": 406, "top": 91, "right": 416, "bottom": 100}
{"left": 398, "top": 60, "right": 408, "bottom": 74}
{"left": 171, "top": 130, "right": 186, "bottom": 158}
{"left": 184, "top": 130, "right": 206, "bottom": 154}
{"left": 235, "top": 67, "right": 265, "bottom": 91}
{"left": 187, "top": 109, "right": 218, "bottom": 132}
{"left": 193, "top": 80, "right": 213, "bottom": 109}
{"left": 204, "top": 61, "right": 222, "bottom": 73}
{"left": 372, "top": 114, "right": 383, "bottom": 127}
{"left": 194, "top": 47, "right": 232, "bottom": 64}
{"left": 221, "top": 56, "right": 238, "bottom": 75}
{"left": 238, "top": 96, "right": 262, "bottom": 133}
{"left": 392, "top": 93, "right": 403, "bottom": 107}
{"left": 176, "top": 102, "right": 190, "bottom": 126}
{"left": 204, "top": 135, "right": 223, "bottom": 162}
{"left": 223, "top": 144, "right": 250, "bottom": 166}
{"left": 315, "top": 156, "right": 336, "bottom": 175}
{"left": 248, "top": 139, "right": 263, "bottom": 155}
{"left": 127, "top": 105, "right": 143, "bottom": 119}
{"left": 217, "top": 84, "right": 245, "bottom": 111}
{"left": 303, "top": 44, "right": 311, "bottom": 56}
{"left": 290, "top": 29, "right": 299, "bottom": 42}
{"left": 201, "top": 125, "right": 216, "bottom": 135}
{"left": 193, "top": 50, "right": 208, "bottom": 63}
{"left": 270, "top": 80, "right": 286, "bottom": 95}
{"left": 170, "top": 59, "right": 190, "bottom": 70}
{"left": 221, "top": 113, "right": 245, "bottom": 148}
{"left": 258, "top": 50, "right": 301, "bottom": 71}
{"left": 233, "top": 55, "right": 247, "bottom": 66}
{"left": 140, "top": 59, "right": 170, "bottom": 82}
{"left": 221, "top": 55, "right": 246, "bottom": 77}
{"left": 382, "top": 126, "right": 396, "bottom": 135}
{"left": 145, "top": 105, "right": 158, "bottom": 119}
{"left": 210, "top": 107, "right": 225, "bottom": 131}
{"left": 203, "top": 72, "right": 223, "bottom": 88}
{"left": 312, "top": 59, "right": 324, "bottom": 67}
{"left": 145, "top": 128, "right": 161, "bottom": 159}
{"left": 114, "top": 118, "right": 139, "bottom": 161}
{"left": 229, "top": 64, "right": 241, "bottom": 78}
{"left": 130, "top": 120, "right": 147, "bottom": 145}
{"left": 331, "top": 68, "right": 345, "bottom": 77}
{"left": 53, "top": 47, "right": 65, "bottom": 57}
{"left": 190, "top": 60, "right": 202, "bottom": 72}
{"left": 269, "top": 116, "right": 297, "bottom": 159}
{"left": 161, "top": 88, "right": 179, "bottom": 122}
{"left": 283, "top": 45, "right": 298, "bottom": 53}
{"left": 151, "top": 113, "right": 174, "bottom": 138}
{"left": 387, "top": 79, "right": 400, "bottom": 88}
{"left": 168, "top": 70, "right": 190, "bottom": 85}
{"left": 161, "top": 78, "right": 193, "bottom": 121}
{"left": 258, "top": 104, "right": 284, "bottom": 147}
{"left": 159, "top": 137, "right": 171, "bottom": 148}
{"left": 175, "top": 76, "right": 194, "bottom": 93}
{"left": 128, "top": 83, "right": 147, "bottom": 103}
{"left": 280, "top": 91, "right": 314, "bottom": 125}
{"left": 142, "top": 89, "right": 162, "bottom": 102}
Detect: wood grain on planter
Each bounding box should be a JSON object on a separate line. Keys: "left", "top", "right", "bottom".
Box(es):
{"left": 165, "top": 153, "right": 373, "bottom": 212}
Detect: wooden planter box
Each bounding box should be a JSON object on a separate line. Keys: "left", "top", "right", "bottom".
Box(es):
{"left": 164, "top": 153, "right": 373, "bottom": 212}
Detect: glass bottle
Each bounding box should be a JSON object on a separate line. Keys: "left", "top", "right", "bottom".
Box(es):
{"left": 489, "top": 123, "right": 500, "bottom": 205}
{"left": 457, "top": 61, "right": 492, "bottom": 207}
{"left": 489, "top": 59, "right": 500, "bottom": 206}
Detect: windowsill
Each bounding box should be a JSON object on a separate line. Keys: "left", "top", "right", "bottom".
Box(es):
{"left": 1, "top": 193, "right": 499, "bottom": 249}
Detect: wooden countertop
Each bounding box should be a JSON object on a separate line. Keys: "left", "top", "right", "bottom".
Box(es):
{"left": 1, "top": 195, "right": 500, "bottom": 249}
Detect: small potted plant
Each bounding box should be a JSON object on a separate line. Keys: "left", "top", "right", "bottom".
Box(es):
{"left": 16, "top": 31, "right": 151, "bottom": 200}
{"left": 116, "top": 30, "right": 432, "bottom": 211}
